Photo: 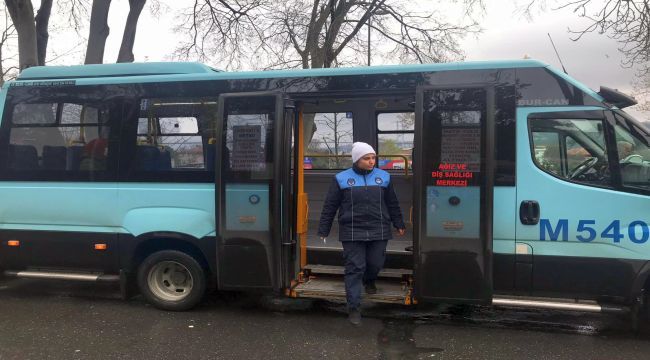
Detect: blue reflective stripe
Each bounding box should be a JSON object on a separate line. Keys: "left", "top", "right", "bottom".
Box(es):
{"left": 372, "top": 168, "right": 390, "bottom": 188}
{"left": 336, "top": 168, "right": 391, "bottom": 189}
{"left": 336, "top": 169, "right": 363, "bottom": 189}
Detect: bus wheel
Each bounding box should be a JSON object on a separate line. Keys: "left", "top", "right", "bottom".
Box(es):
{"left": 137, "top": 250, "right": 206, "bottom": 311}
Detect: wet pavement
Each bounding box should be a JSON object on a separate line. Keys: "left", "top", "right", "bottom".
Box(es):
{"left": 0, "top": 278, "right": 649, "bottom": 359}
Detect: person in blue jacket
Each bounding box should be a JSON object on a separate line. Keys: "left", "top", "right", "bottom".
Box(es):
{"left": 318, "top": 142, "right": 406, "bottom": 325}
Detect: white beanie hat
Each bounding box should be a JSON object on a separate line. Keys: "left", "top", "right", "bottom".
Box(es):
{"left": 351, "top": 142, "right": 376, "bottom": 163}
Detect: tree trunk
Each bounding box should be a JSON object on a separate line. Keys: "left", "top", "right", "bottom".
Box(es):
{"left": 84, "top": 0, "right": 112, "bottom": 64}
{"left": 35, "top": 0, "right": 53, "bottom": 65}
{"left": 5, "top": 0, "right": 38, "bottom": 70}
{"left": 116, "top": 0, "right": 146, "bottom": 63}
{"left": 310, "top": 49, "right": 324, "bottom": 68}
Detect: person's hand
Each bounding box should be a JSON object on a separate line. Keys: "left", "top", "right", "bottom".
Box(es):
{"left": 397, "top": 228, "right": 406, "bottom": 236}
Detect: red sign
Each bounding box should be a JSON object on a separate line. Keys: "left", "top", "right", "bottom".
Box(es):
{"left": 431, "top": 163, "right": 474, "bottom": 187}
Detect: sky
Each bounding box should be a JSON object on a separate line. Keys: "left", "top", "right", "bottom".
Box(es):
{"left": 456, "top": 1, "right": 647, "bottom": 120}
{"left": 461, "top": 2, "right": 639, "bottom": 97}
{"left": 33, "top": 0, "right": 650, "bottom": 120}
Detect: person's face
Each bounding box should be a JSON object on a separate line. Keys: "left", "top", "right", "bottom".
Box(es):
{"left": 356, "top": 153, "right": 376, "bottom": 170}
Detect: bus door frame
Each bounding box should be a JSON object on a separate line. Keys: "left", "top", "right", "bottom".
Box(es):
{"left": 413, "top": 84, "right": 495, "bottom": 303}
{"left": 214, "top": 91, "right": 293, "bottom": 291}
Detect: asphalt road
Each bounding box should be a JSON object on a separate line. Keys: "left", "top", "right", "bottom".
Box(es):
{"left": 1, "top": 278, "right": 650, "bottom": 359}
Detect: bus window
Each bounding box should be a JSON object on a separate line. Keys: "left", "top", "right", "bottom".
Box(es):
{"left": 7, "top": 102, "right": 111, "bottom": 174}
{"left": 565, "top": 136, "right": 593, "bottom": 170}
{"left": 533, "top": 132, "right": 562, "bottom": 175}
{"left": 222, "top": 95, "right": 275, "bottom": 178}
{"left": 305, "top": 112, "right": 353, "bottom": 170}
{"left": 135, "top": 99, "right": 216, "bottom": 172}
{"left": 530, "top": 118, "right": 611, "bottom": 186}
{"left": 613, "top": 114, "right": 650, "bottom": 191}
{"left": 137, "top": 117, "right": 203, "bottom": 169}
{"left": 377, "top": 112, "right": 413, "bottom": 170}
{"left": 12, "top": 103, "right": 57, "bottom": 125}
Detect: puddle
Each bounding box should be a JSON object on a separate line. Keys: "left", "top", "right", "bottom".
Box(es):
{"left": 377, "top": 319, "right": 444, "bottom": 359}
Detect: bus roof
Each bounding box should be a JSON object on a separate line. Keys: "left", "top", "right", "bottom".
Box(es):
{"left": 17, "top": 62, "right": 220, "bottom": 80}
{"left": 17, "top": 59, "right": 548, "bottom": 82}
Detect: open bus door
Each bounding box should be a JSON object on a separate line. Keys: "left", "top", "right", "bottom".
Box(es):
{"left": 214, "top": 92, "right": 294, "bottom": 291}
{"left": 414, "top": 85, "right": 495, "bottom": 303}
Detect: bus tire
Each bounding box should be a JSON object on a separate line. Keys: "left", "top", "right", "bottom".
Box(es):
{"left": 137, "top": 250, "right": 206, "bottom": 311}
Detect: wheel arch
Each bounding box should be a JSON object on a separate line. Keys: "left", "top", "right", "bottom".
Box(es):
{"left": 631, "top": 260, "right": 650, "bottom": 303}
{"left": 120, "top": 231, "right": 217, "bottom": 280}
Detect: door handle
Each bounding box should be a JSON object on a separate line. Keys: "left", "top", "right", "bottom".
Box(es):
{"left": 519, "top": 200, "right": 540, "bottom": 225}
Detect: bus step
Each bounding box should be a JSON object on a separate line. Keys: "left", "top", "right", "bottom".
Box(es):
{"left": 492, "top": 295, "right": 629, "bottom": 315}
{"left": 293, "top": 277, "right": 411, "bottom": 304}
{"left": 304, "top": 264, "right": 412, "bottom": 279}
{"left": 3, "top": 270, "right": 120, "bottom": 283}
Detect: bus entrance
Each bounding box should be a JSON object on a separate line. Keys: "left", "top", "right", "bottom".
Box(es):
{"left": 414, "top": 86, "right": 494, "bottom": 303}
{"left": 215, "top": 93, "right": 293, "bottom": 291}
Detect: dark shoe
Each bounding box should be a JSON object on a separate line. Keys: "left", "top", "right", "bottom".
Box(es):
{"left": 405, "top": 245, "right": 413, "bottom": 252}
{"left": 365, "top": 282, "right": 377, "bottom": 295}
{"left": 348, "top": 308, "right": 361, "bottom": 325}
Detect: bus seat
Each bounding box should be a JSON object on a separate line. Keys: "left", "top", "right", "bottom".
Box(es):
{"left": 621, "top": 163, "right": 650, "bottom": 183}
{"left": 158, "top": 148, "right": 172, "bottom": 170}
{"left": 42, "top": 146, "right": 67, "bottom": 170}
{"left": 66, "top": 146, "right": 84, "bottom": 171}
{"left": 8, "top": 144, "right": 38, "bottom": 170}
{"left": 135, "top": 145, "right": 160, "bottom": 171}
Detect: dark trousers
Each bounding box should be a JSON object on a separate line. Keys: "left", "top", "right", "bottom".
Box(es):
{"left": 342, "top": 240, "right": 388, "bottom": 310}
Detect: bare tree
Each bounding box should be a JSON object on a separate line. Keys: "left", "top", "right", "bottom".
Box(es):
{"left": 174, "top": 0, "right": 483, "bottom": 70}
{"left": 0, "top": 7, "right": 17, "bottom": 86}
{"left": 4, "top": 0, "right": 71, "bottom": 69}
{"left": 521, "top": 1, "right": 650, "bottom": 70}
{"left": 117, "top": 0, "right": 146, "bottom": 63}
{"left": 56, "top": 0, "right": 90, "bottom": 34}
{"left": 397, "top": 112, "right": 414, "bottom": 129}
{"left": 5, "top": 0, "right": 37, "bottom": 70}
{"left": 84, "top": 0, "right": 111, "bottom": 64}
{"left": 58, "top": 0, "right": 149, "bottom": 64}
{"left": 519, "top": 1, "right": 650, "bottom": 115}
{"left": 35, "top": 0, "right": 53, "bottom": 65}
{"left": 3, "top": 0, "right": 148, "bottom": 73}
{"left": 308, "top": 112, "right": 353, "bottom": 168}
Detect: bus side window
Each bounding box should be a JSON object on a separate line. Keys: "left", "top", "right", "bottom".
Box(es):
{"left": 135, "top": 98, "right": 216, "bottom": 172}
{"left": 6, "top": 102, "right": 110, "bottom": 174}
{"left": 377, "top": 112, "right": 414, "bottom": 171}
{"left": 533, "top": 132, "right": 562, "bottom": 175}
{"left": 304, "top": 112, "right": 353, "bottom": 170}
{"left": 613, "top": 113, "right": 650, "bottom": 191}
{"left": 530, "top": 118, "right": 611, "bottom": 187}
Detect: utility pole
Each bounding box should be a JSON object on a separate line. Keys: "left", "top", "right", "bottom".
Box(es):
{"left": 367, "top": 16, "right": 371, "bottom": 66}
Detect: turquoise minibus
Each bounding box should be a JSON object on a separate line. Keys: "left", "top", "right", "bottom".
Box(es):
{"left": 0, "top": 60, "right": 648, "bottom": 325}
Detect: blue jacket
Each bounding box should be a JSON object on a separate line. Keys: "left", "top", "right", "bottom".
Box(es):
{"left": 317, "top": 166, "right": 405, "bottom": 242}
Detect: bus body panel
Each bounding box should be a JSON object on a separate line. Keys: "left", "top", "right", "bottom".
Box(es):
{"left": 0, "top": 181, "right": 120, "bottom": 229}
{"left": 516, "top": 106, "right": 650, "bottom": 301}
{"left": 0, "top": 181, "right": 119, "bottom": 271}
{"left": 118, "top": 183, "right": 215, "bottom": 238}
{"left": 544, "top": 67, "right": 605, "bottom": 104}
{"left": 493, "top": 187, "right": 517, "bottom": 254}
{"left": 0, "top": 229, "right": 119, "bottom": 272}
{"left": 224, "top": 183, "right": 269, "bottom": 232}
{"left": 492, "top": 186, "right": 517, "bottom": 291}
